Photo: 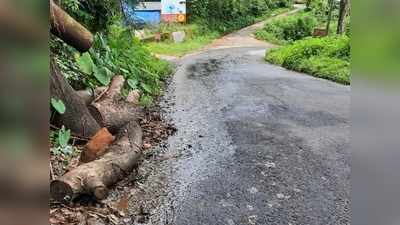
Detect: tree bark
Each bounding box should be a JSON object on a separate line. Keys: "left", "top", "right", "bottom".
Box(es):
{"left": 337, "top": 0, "right": 350, "bottom": 35}
{"left": 76, "top": 87, "right": 108, "bottom": 105}
{"left": 50, "top": 60, "right": 101, "bottom": 138}
{"left": 325, "top": 0, "right": 335, "bottom": 35}
{"left": 88, "top": 76, "right": 141, "bottom": 134}
{"left": 50, "top": 0, "right": 93, "bottom": 52}
{"left": 50, "top": 121, "right": 143, "bottom": 202}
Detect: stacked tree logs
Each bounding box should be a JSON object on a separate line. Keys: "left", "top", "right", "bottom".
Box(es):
{"left": 50, "top": 1, "right": 143, "bottom": 202}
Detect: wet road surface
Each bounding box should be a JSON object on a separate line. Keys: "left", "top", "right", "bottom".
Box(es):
{"left": 148, "top": 8, "right": 350, "bottom": 225}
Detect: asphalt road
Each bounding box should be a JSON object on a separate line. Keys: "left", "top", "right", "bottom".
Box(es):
{"left": 152, "top": 9, "right": 350, "bottom": 225}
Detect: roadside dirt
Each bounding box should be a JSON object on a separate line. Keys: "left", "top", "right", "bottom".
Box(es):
{"left": 50, "top": 104, "right": 176, "bottom": 225}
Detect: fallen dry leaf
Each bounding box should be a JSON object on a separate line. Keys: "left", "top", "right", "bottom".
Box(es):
{"left": 116, "top": 193, "right": 130, "bottom": 216}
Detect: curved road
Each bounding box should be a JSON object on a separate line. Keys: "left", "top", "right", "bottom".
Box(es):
{"left": 152, "top": 8, "right": 350, "bottom": 225}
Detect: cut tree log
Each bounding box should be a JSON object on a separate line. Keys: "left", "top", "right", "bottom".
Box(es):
{"left": 50, "top": 60, "right": 101, "bottom": 138}
{"left": 51, "top": 121, "right": 143, "bottom": 202}
{"left": 80, "top": 128, "right": 115, "bottom": 163}
{"left": 50, "top": 0, "right": 93, "bottom": 52}
{"left": 88, "top": 76, "right": 141, "bottom": 134}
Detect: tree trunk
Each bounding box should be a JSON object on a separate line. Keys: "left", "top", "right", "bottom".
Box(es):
{"left": 50, "top": 60, "right": 101, "bottom": 138}
{"left": 337, "top": 0, "right": 350, "bottom": 35}
{"left": 325, "top": 0, "right": 335, "bottom": 35}
{"left": 88, "top": 76, "right": 141, "bottom": 134}
{"left": 50, "top": 121, "right": 143, "bottom": 202}
{"left": 50, "top": 0, "right": 93, "bottom": 52}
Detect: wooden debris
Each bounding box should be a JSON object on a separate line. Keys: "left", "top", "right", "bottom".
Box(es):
{"left": 51, "top": 121, "right": 143, "bottom": 202}
{"left": 80, "top": 128, "right": 115, "bottom": 163}
{"left": 50, "top": 0, "right": 93, "bottom": 52}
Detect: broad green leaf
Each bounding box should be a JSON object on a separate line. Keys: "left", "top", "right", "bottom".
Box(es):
{"left": 51, "top": 98, "right": 66, "bottom": 114}
{"left": 127, "top": 79, "right": 138, "bottom": 89}
{"left": 141, "top": 83, "right": 152, "bottom": 93}
{"left": 58, "top": 126, "right": 71, "bottom": 148}
{"left": 120, "top": 68, "right": 129, "bottom": 75}
{"left": 93, "top": 66, "right": 112, "bottom": 86}
{"left": 75, "top": 52, "right": 94, "bottom": 74}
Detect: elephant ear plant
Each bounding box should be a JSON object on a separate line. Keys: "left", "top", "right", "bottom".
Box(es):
{"left": 75, "top": 25, "right": 172, "bottom": 106}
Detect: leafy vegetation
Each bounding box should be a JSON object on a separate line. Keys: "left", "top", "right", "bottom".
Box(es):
{"left": 143, "top": 23, "right": 218, "bottom": 56}
{"left": 51, "top": 1, "right": 173, "bottom": 107}
{"left": 51, "top": 98, "right": 66, "bottom": 114}
{"left": 50, "top": 126, "right": 74, "bottom": 156}
{"left": 255, "top": 12, "right": 317, "bottom": 44}
{"left": 256, "top": 0, "right": 349, "bottom": 44}
{"left": 266, "top": 36, "right": 350, "bottom": 84}
{"left": 146, "top": 33, "right": 219, "bottom": 57}
{"left": 305, "top": 0, "right": 330, "bottom": 21}
{"left": 74, "top": 24, "right": 172, "bottom": 105}
{"left": 145, "top": 5, "right": 293, "bottom": 56}
{"left": 188, "top": 0, "right": 294, "bottom": 33}
{"left": 59, "top": 0, "right": 123, "bottom": 32}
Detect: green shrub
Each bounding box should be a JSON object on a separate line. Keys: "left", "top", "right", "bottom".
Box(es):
{"left": 306, "top": 0, "right": 329, "bottom": 21}
{"left": 299, "top": 56, "right": 349, "bottom": 84}
{"left": 53, "top": 23, "right": 172, "bottom": 106}
{"left": 87, "top": 24, "right": 172, "bottom": 105}
{"left": 188, "top": 0, "right": 292, "bottom": 33}
{"left": 59, "top": 0, "right": 123, "bottom": 32}
{"left": 266, "top": 0, "right": 294, "bottom": 8}
{"left": 266, "top": 36, "right": 350, "bottom": 84}
{"left": 255, "top": 12, "right": 317, "bottom": 44}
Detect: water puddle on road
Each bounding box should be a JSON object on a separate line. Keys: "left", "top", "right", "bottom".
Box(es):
{"left": 186, "top": 58, "right": 222, "bottom": 78}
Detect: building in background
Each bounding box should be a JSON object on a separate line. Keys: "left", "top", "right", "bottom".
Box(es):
{"left": 161, "top": 0, "right": 187, "bottom": 23}
{"left": 123, "top": 0, "right": 186, "bottom": 26}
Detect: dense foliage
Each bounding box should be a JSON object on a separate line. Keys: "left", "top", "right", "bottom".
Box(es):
{"left": 305, "top": 0, "right": 329, "bottom": 21}
{"left": 59, "top": 0, "right": 124, "bottom": 32}
{"left": 78, "top": 24, "right": 172, "bottom": 105}
{"left": 187, "top": 0, "right": 293, "bottom": 32}
{"left": 255, "top": 12, "right": 317, "bottom": 44}
{"left": 266, "top": 36, "right": 350, "bottom": 84}
{"left": 52, "top": 0, "right": 172, "bottom": 106}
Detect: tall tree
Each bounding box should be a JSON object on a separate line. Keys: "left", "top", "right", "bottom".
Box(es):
{"left": 337, "top": 0, "right": 350, "bottom": 35}
{"left": 325, "top": 0, "right": 335, "bottom": 35}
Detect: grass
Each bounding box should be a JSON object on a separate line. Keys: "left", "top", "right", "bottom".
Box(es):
{"left": 145, "top": 32, "right": 219, "bottom": 57}
{"left": 266, "top": 36, "right": 350, "bottom": 84}
{"left": 254, "top": 7, "right": 294, "bottom": 22}
{"left": 145, "top": 7, "right": 293, "bottom": 57}
{"left": 254, "top": 5, "right": 351, "bottom": 85}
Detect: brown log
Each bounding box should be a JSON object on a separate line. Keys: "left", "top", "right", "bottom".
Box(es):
{"left": 88, "top": 76, "right": 141, "bottom": 134}
{"left": 50, "top": 121, "right": 143, "bottom": 202}
{"left": 50, "top": 60, "right": 101, "bottom": 138}
{"left": 50, "top": 0, "right": 93, "bottom": 52}
{"left": 80, "top": 128, "right": 115, "bottom": 163}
